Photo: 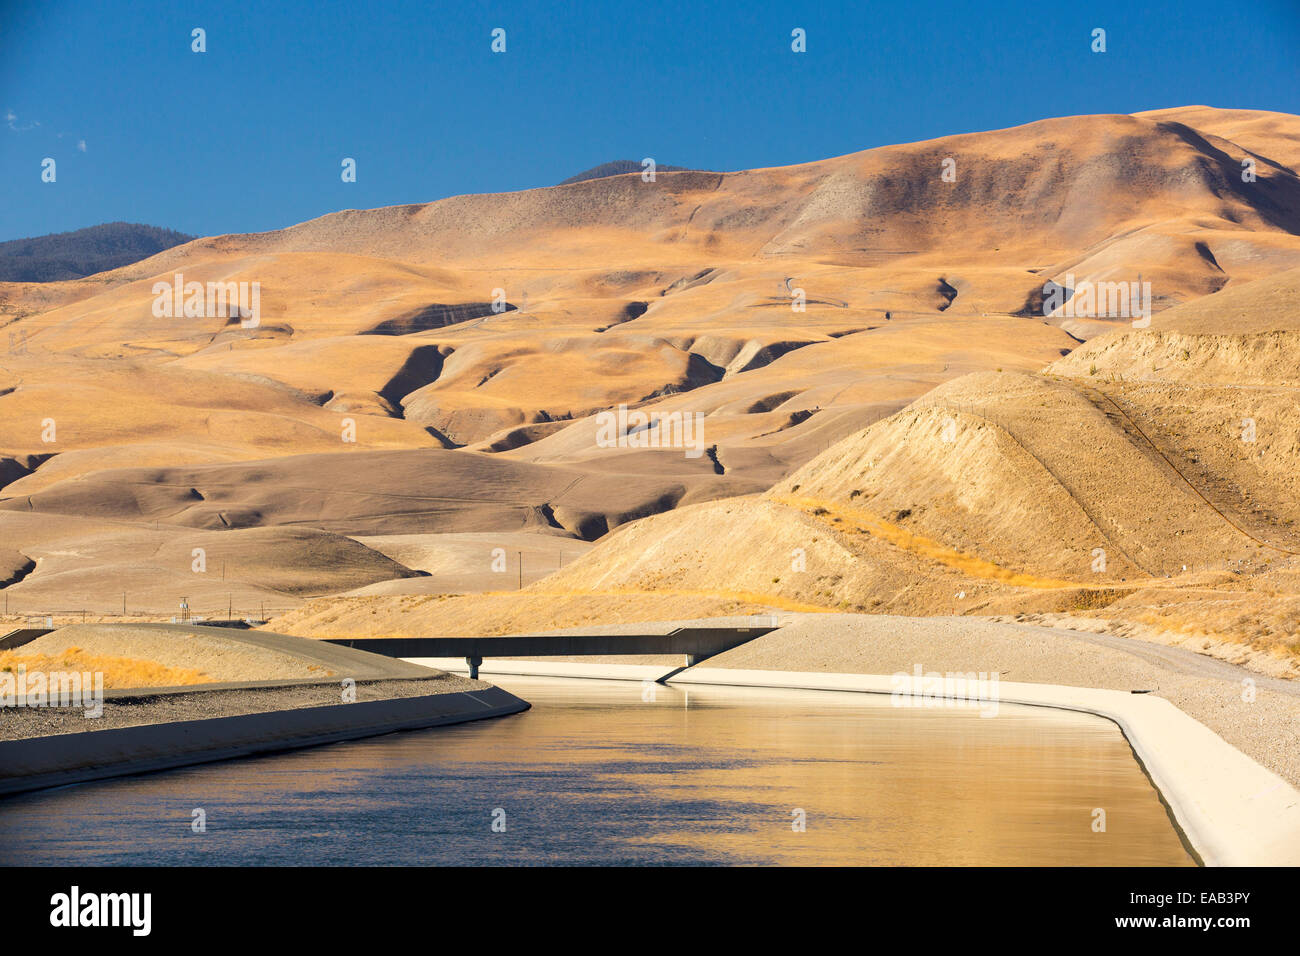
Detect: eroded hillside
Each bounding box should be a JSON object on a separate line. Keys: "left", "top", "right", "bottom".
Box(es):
{"left": 3, "top": 107, "right": 1299, "bottom": 635}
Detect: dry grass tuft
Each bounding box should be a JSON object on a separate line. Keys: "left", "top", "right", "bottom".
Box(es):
{"left": 0, "top": 646, "right": 209, "bottom": 688}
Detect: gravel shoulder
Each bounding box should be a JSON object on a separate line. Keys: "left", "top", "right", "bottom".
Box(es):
{"left": 0, "top": 674, "right": 487, "bottom": 741}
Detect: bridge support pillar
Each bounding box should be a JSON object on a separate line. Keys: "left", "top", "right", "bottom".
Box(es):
{"left": 466, "top": 656, "right": 483, "bottom": 679}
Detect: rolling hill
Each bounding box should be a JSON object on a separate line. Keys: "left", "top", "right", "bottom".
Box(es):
{"left": 3, "top": 106, "right": 1299, "bottom": 643}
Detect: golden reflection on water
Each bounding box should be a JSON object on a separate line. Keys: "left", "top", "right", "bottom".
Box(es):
{"left": 482, "top": 679, "right": 1194, "bottom": 866}
{"left": 0, "top": 677, "right": 1194, "bottom": 866}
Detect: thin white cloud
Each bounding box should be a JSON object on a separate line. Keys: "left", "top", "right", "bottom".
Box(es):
{"left": 9, "top": 110, "right": 85, "bottom": 150}
{"left": 5, "top": 109, "right": 39, "bottom": 132}
{"left": 5, "top": 109, "right": 39, "bottom": 131}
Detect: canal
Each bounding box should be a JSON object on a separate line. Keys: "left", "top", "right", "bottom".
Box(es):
{"left": 0, "top": 676, "right": 1194, "bottom": 865}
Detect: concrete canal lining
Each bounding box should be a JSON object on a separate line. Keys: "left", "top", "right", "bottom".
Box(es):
{"left": 0, "top": 683, "right": 528, "bottom": 797}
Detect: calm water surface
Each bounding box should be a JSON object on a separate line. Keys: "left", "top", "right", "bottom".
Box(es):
{"left": 0, "top": 677, "right": 1194, "bottom": 865}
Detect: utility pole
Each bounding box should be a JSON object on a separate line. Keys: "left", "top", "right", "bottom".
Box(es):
{"left": 517, "top": 552, "right": 523, "bottom": 590}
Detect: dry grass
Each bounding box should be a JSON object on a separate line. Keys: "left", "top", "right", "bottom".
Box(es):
{"left": 1067, "top": 587, "right": 1130, "bottom": 611}
{"left": 1034, "top": 588, "right": 1300, "bottom": 669}
{"left": 2, "top": 626, "right": 339, "bottom": 684}
{"left": 482, "top": 585, "right": 832, "bottom": 614}
{"left": 0, "top": 647, "right": 208, "bottom": 688}
{"left": 1130, "top": 606, "right": 1300, "bottom": 659}
{"left": 774, "top": 494, "right": 1081, "bottom": 589}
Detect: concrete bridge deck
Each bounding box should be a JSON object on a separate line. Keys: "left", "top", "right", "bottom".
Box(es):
{"left": 323, "top": 624, "right": 778, "bottom": 677}
{"left": 0, "top": 628, "right": 55, "bottom": 650}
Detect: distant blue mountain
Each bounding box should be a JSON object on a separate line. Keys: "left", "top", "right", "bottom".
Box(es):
{"left": 559, "top": 160, "right": 695, "bottom": 185}
{"left": 0, "top": 222, "right": 195, "bottom": 282}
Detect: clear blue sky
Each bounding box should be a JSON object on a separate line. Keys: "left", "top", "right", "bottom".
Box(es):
{"left": 2, "top": 0, "right": 1298, "bottom": 242}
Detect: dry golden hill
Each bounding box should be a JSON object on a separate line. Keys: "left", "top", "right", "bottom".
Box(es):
{"left": 276, "top": 266, "right": 1300, "bottom": 664}
{"left": 1134, "top": 106, "right": 1300, "bottom": 172}
{"left": 0, "top": 509, "right": 427, "bottom": 617}
{"left": 5, "top": 106, "right": 1300, "bottom": 625}
{"left": 6, "top": 108, "right": 1298, "bottom": 476}
{"left": 0, "top": 447, "right": 760, "bottom": 538}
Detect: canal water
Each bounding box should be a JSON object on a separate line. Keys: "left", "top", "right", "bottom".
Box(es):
{"left": 0, "top": 677, "right": 1194, "bottom": 866}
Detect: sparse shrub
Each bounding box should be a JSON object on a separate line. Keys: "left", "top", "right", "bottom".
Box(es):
{"left": 1068, "top": 588, "right": 1127, "bottom": 611}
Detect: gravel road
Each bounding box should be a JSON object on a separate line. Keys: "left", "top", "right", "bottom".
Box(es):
{"left": 0, "top": 674, "right": 486, "bottom": 741}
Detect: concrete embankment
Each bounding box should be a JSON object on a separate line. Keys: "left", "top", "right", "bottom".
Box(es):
{"left": 0, "top": 682, "right": 527, "bottom": 797}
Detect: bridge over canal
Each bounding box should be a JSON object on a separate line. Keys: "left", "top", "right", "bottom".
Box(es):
{"left": 324, "top": 624, "right": 778, "bottom": 678}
